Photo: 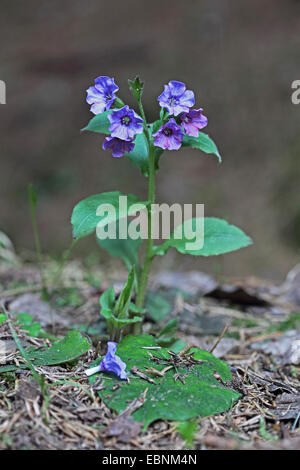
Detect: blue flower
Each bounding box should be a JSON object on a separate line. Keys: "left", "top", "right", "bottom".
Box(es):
{"left": 158, "top": 80, "right": 195, "bottom": 116}
{"left": 86, "top": 76, "right": 119, "bottom": 114}
{"left": 85, "top": 342, "right": 128, "bottom": 380}
{"left": 153, "top": 118, "right": 184, "bottom": 150}
{"left": 99, "top": 342, "right": 128, "bottom": 379}
{"left": 103, "top": 136, "right": 135, "bottom": 158}
{"left": 108, "top": 105, "right": 144, "bottom": 141}
{"left": 181, "top": 108, "right": 208, "bottom": 137}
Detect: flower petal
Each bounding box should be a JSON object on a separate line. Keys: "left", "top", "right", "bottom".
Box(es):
{"left": 100, "top": 342, "right": 128, "bottom": 379}
{"left": 168, "top": 80, "right": 186, "bottom": 96}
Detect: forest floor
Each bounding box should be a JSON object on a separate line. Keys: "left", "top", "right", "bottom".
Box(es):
{"left": 0, "top": 255, "right": 299, "bottom": 450}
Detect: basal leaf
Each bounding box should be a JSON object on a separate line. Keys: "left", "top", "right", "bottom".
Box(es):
{"left": 89, "top": 335, "right": 240, "bottom": 429}
{"left": 29, "top": 331, "right": 90, "bottom": 365}
{"left": 0, "top": 331, "right": 90, "bottom": 373}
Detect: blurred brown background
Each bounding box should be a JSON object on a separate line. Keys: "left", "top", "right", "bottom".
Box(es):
{"left": 0, "top": 0, "right": 299, "bottom": 280}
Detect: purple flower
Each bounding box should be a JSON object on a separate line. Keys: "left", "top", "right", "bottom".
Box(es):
{"left": 181, "top": 108, "right": 208, "bottom": 137}
{"left": 153, "top": 118, "right": 184, "bottom": 150}
{"left": 103, "top": 136, "right": 135, "bottom": 158}
{"left": 85, "top": 342, "right": 128, "bottom": 380}
{"left": 86, "top": 76, "right": 119, "bottom": 114}
{"left": 108, "top": 105, "right": 143, "bottom": 141}
{"left": 100, "top": 342, "right": 128, "bottom": 379}
{"left": 158, "top": 80, "right": 195, "bottom": 116}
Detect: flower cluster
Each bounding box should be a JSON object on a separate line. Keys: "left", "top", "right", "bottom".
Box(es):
{"left": 154, "top": 80, "right": 208, "bottom": 151}
{"left": 86, "top": 76, "right": 143, "bottom": 158}
{"left": 86, "top": 76, "right": 208, "bottom": 157}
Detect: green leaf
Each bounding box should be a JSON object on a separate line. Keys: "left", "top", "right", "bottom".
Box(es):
{"left": 157, "top": 318, "right": 178, "bottom": 339}
{"left": 182, "top": 132, "right": 222, "bottom": 162}
{"left": 154, "top": 217, "right": 252, "bottom": 257}
{"left": 17, "top": 313, "right": 41, "bottom": 338}
{"left": 167, "top": 338, "right": 187, "bottom": 354}
{"left": 129, "top": 302, "right": 146, "bottom": 315}
{"left": 0, "top": 314, "right": 7, "bottom": 323}
{"left": 176, "top": 420, "right": 198, "bottom": 449}
{"left": 154, "top": 147, "right": 164, "bottom": 172}
{"left": 101, "top": 310, "right": 141, "bottom": 329}
{"left": 149, "top": 120, "right": 163, "bottom": 135}
{"left": 97, "top": 220, "right": 142, "bottom": 271}
{"left": 71, "top": 323, "right": 106, "bottom": 336}
{"left": 89, "top": 335, "right": 240, "bottom": 429}
{"left": 0, "top": 331, "right": 90, "bottom": 373}
{"left": 128, "top": 76, "right": 144, "bottom": 101}
{"left": 81, "top": 111, "right": 111, "bottom": 134}
{"left": 100, "top": 280, "right": 142, "bottom": 335}
{"left": 125, "top": 133, "right": 150, "bottom": 176}
{"left": 25, "top": 331, "right": 90, "bottom": 365}
{"left": 71, "top": 191, "right": 147, "bottom": 239}
{"left": 99, "top": 287, "right": 116, "bottom": 336}
{"left": 113, "top": 97, "right": 126, "bottom": 109}
{"left": 145, "top": 292, "right": 173, "bottom": 322}
{"left": 100, "top": 286, "right": 115, "bottom": 312}
{"left": 114, "top": 268, "right": 135, "bottom": 319}
{"left": 156, "top": 319, "right": 186, "bottom": 352}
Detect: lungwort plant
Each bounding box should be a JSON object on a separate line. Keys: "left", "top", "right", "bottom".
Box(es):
{"left": 71, "top": 76, "right": 253, "bottom": 424}
{"left": 71, "top": 75, "right": 252, "bottom": 343}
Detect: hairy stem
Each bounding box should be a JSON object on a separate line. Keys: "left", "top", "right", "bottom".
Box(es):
{"left": 134, "top": 100, "right": 156, "bottom": 333}
{"left": 136, "top": 145, "right": 155, "bottom": 310}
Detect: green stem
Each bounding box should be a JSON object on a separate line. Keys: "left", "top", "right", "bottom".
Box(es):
{"left": 136, "top": 145, "right": 155, "bottom": 309}
{"left": 134, "top": 99, "right": 156, "bottom": 333}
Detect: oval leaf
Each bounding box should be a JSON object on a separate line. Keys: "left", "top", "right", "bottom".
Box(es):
{"left": 182, "top": 132, "right": 222, "bottom": 162}
{"left": 125, "top": 133, "right": 149, "bottom": 176}
{"left": 89, "top": 335, "right": 240, "bottom": 429}
{"left": 71, "top": 191, "right": 147, "bottom": 239}
{"left": 81, "top": 111, "right": 111, "bottom": 134}
{"left": 154, "top": 217, "right": 252, "bottom": 256}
